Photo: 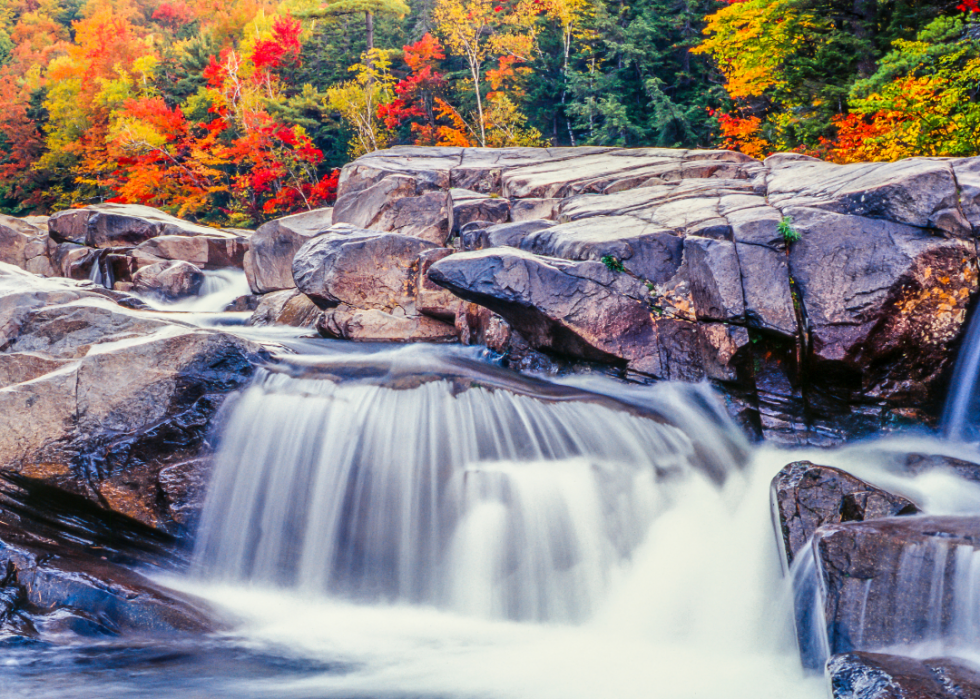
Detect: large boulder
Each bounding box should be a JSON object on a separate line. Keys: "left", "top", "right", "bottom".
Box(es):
{"left": 243, "top": 207, "right": 333, "bottom": 294}
{"left": 293, "top": 227, "right": 437, "bottom": 314}
{"left": 429, "top": 247, "right": 662, "bottom": 374}
{"left": 134, "top": 232, "right": 247, "bottom": 270}
{"left": 0, "top": 263, "right": 265, "bottom": 532}
{"left": 0, "top": 214, "right": 43, "bottom": 270}
{"left": 806, "top": 517, "right": 980, "bottom": 659}
{"left": 293, "top": 227, "right": 457, "bottom": 341}
{"left": 333, "top": 173, "right": 449, "bottom": 245}
{"left": 771, "top": 460, "right": 918, "bottom": 568}
{"left": 48, "top": 203, "right": 231, "bottom": 248}
{"left": 788, "top": 208, "right": 976, "bottom": 404}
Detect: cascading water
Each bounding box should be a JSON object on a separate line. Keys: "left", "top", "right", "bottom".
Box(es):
{"left": 137, "top": 268, "right": 251, "bottom": 313}
{"left": 943, "top": 303, "right": 980, "bottom": 441}
{"left": 164, "top": 344, "right": 826, "bottom": 699}
{"left": 193, "top": 353, "right": 739, "bottom": 623}
{"left": 779, "top": 440, "right": 980, "bottom": 671}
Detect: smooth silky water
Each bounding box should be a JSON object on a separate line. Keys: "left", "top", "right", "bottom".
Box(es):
{"left": 4, "top": 311, "right": 980, "bottom": 698}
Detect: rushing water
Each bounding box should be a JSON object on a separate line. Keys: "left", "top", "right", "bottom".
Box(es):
{"left": 136, "top": 268, "right": 251, "bottom": 313}
{"left": 5, "top": 313, "right": 980, "bottom": 697}
{"left": 943, "top": 300, "right": 980, "bottom": 441}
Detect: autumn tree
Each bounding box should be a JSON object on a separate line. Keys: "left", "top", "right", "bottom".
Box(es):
{"left": 829, "top": 15, "right": 980, "bottom": 162}
{"left": 325, "top": 47, "right": 396, "bottom": 155}
{"left": 432, "top": 0, "right": 541, "bottom": 146}
{"left": 301, "top": 0, "right": 408, "bottom": 58}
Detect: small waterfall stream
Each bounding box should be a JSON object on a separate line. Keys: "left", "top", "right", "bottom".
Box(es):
{"left": 137, "top": 268, "right": 251, "bottom": 313}
{"left": 943, "top": 302, "right": 980, "bottom": 441}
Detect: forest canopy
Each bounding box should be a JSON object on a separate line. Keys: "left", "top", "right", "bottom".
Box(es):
{"left": 0, "top": 0, "right": 976, "bottom": 225}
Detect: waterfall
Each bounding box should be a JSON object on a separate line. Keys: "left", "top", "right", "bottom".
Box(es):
{"left": 138, "top": 268, "right": 251, "bottom": 313}
{"left": 943, "top": 304, "right": 980, "bottom": 441}
{"left": 193, "top": 352, "right": 750, "bottom": 624}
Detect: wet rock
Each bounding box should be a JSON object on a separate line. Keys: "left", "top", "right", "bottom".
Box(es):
{"left": 771, "top": 460, "right": 919, "bottom": 567}
{"left": 243, "top": 207, "right": 333, "bottom": 294}
{"left": 829, "top": 652, "right": 980, "bottom": 699}
{"left": 811, "top": 517, "right": 980, "bottom": 657}
{"left": 133, "top": 260, "right": 205, "bottom": 300}
{"left": 293, "top": 227, "right": 439, "bottom": 314}
{"left": 0, "top": 473, "right": 217, "bottom": 638}
{"left": 48, "top": 203, "right": 230, "bottom": 248}
{"left": 223, "top": 294, "right": 260, "bottom": 312}
{"left": 50, "top": 242, "right": 100, "bottom": 280}
{"left": 0, "top": 520, "right": 215, "bottom": 638}
{"left": 788, "top": 208, "right": 977, "bottom": 403}
{"left": 0, "top": 264, "right": 265, "bottom": 531}
{"left": 903, "top": 454, "right": 980, "bottom": 483}
{"left": 429, "top": 248, "right": 661, "bottom": 374}
{"left": 155, "top": 459, "right": 213, "bottom": 529}
{"left": 247, "top": 289, "right": 321, "bottom": 328}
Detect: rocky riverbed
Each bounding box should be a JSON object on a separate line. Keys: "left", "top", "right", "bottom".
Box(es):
{"left": 2, "top": 146, "right": 980, "bottom": 698}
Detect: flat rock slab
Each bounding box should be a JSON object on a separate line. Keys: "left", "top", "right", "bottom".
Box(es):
{"left": 768, "top": 157, "right": 971, "bottom": 237}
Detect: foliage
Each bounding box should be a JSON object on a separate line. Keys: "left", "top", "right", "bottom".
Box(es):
{"left": 601, "top": 254, "right": 625, "bottom": 273}
{"left": 0, "top": 0, "right": 975, "bottom": 222}
{"left": 778, "top": 216, "right": 801, "bottom": 244}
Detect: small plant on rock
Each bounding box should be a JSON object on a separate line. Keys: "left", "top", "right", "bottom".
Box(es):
{"left": 778, "top": 216, "right": 802, "bottom": 244}
{"left": 601, "top": 255, "right": 625, "bottom": 273}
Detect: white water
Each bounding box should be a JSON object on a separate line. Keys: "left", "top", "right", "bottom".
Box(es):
{"left": 175, "top": 443, "right": 822, "bottom": 699}
{"left": 181, "top": 345, "right": 833, "bottom": 698}
{"left": 137, "top": 268, "right": 251, "bottom": 313}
